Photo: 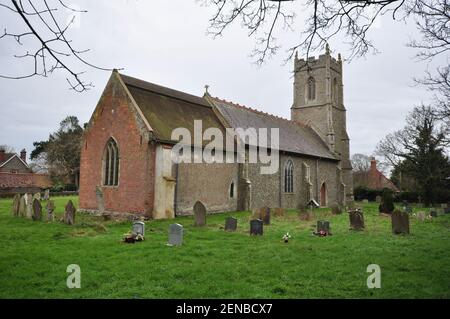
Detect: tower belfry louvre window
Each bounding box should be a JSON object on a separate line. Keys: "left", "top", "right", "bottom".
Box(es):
{"left": 103, "top": 138, "right": 119, "bottom": 186}
{"left": 284, "top": 160, "right": 294, "bottom": 193}
{"left": 307, "top": 76, "right": 316, "bottom": 100}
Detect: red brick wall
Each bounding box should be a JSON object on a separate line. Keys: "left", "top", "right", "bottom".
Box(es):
{"left": 0, "top": 172, "right": 52, "bottom": 191}
{"left": 79, "top": 74, "right": 155, "bottom": 216}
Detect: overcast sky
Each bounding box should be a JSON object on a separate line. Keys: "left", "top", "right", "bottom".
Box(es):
{"left": 0, "top": 0, "right": 445, "bottom": 161}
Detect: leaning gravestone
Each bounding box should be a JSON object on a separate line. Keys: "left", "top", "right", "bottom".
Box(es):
{"left": 391, "top": 210, "right": 410, "bottom": 234}
{"left": 25, "top": 193, "right": 33, "bottom": 219}
{"left": 46, "top": 200, "right": 55, "bottom": 222}
{"left": 43, "top": 189, "right": 50, "bottom": 201}
{"left": 132, "top": 221, "right": 145, "bottom": 237}
{"left": 349, "top": 209, "right": 365, "bottom": 231}
{"left": 259, "top": 207, "right": 270, "bottom": 225}
{"left": 193, "top": 201, "right": 207, "bottom": 227}
{"left": 225, "top": 217, "right": 237, "bottom": 232}
{"left": 12, "top": 194, "right": 20, "bottom": 216}
{"left": 19, "top": 195, "right": 26, "bottom": 217}
{"left": 250, "top": 219, "right": 263, "bottom": 235}
{"left": 32, "top": 199, "right": 42, "bottom": 221}
{"left": 63, "top": 200, "right": 76, "bottom": 225}
{"left": 168, "top": 223, "right": 183, "bottom": 246}
{"left": 316, "top": 220, "right": 331, "bottom": 235}
{"left": 417, "top": 211, "right": 425, "bottom": 221}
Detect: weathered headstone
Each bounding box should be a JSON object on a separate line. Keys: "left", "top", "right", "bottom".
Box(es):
{"left": 331, "top": 202, "right": 343, "bottom": 215}
{"left": 33, "top": 192, "right": 41, "bottom": 202}
{"left": 193, "top": 201, "right": 207, "bottom": 227}
{"left": 417, "top": 211, "right": 426, "bottom": 221}
{"left": 225, "top": 217, "right": 237, "bottom": 232}
{"left": 375, "top": 195, "right": 382, "bottom": 203}
{"left": 95, "top": 186, "right": 105, "bottom": 214}
{"left": 273, "top": 208, "right": 285, "bottom": 217}
{"left": 250, "top": 219, "right": 263, "bottom": 235}
{"left": 32, "top": 198, "right": 42, "bottom": 221}
{"left": 259, "top": 207, "right": 270, "bottom": 225}
{"left": 25, "top": 193, "right": 33, "bottom": 219}
{"left": 63, "top": 200, "right": 76, "bottom": 225}
{"left": 132, "top": 221, "right": 145, "bottom": 237}
{"left": 391, "top": 210, "right": 410, "bottom": 234}
{"left": 12, "top": 194, "right": 20, "bottom": 216}
{"left": 46, "top": 200, "right": 55, "bottom": 222}
{"left": 43, "top": 189, "right": 50, "bottom": 201}
{"left": 168, "top": 223, "right": 183, "bottom": 246}
{"left": 19, "top": 195, "right": 26, "bottom": 217}
{"left": 362, "top": 199, "right": 369, "bottom": 204}
{"left": 315, "top": 220, "right": 331, "bottom": 235}
{"left": 349, "top": 209, "right": 365, "bottom": 231}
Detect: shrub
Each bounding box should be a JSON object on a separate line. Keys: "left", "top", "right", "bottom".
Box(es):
{"left": 379, "top": 188, "right": 395, "bottom": 214}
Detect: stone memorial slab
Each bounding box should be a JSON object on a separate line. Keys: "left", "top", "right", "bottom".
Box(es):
{"left": 25, "top": 193, "right": 33, "bottom": 219}
{"left": 32, "top": 199, "right": 42, "bottom": 221}
{"left": 64, "top": 200, "right": 76, "bottom": 225}
{"left": 193, "top": 201, "right": 206, "bottom": 227}
{"left": 362, "top": 199, "right": 369, "bottom": 204}
{"left": 95, "top": 186, "right": 105, "bottom": 214}
{"left": 12, "top": 194, "right": 20, "bottom": 216}
{"left": 46, "top": 200, "right": 55, "bottom": 222}
{"left": 168, "top": 223, "right": 183, "bottom": 246}
{"left": 316, "top": 220, "right": 331, "bottom": 235}
{"left": 132, "top": 221, "right": 145, "bottom": 237}
{"left": 391, "top": 210, "right": 410, "bottom": 234}
{"left": 225, "top": 217, "right": 237, "bottom": 232}
{"left": 349, "top": 209, "right": 365, "bottom": 231}
{"left": 250, "top": 219, "right": 263, "bottom": 235}
{"left": 19, "top": 195, "right": 26, "bottom": 217}
{"left": 417, "top": 211, "right": 425, "bottom": 221}
{"left": 43, "top": 189, "right": 50, "bottom": 201}
{"left": 375, "top": 195, "right": 382, "bottom": 203}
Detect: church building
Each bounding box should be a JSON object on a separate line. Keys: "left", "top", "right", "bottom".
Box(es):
{"left": 79, "top": 47, "right": 353, "bottom": 218}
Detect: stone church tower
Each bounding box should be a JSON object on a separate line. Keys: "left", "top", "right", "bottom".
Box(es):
{"left": 291, "top": 45, "right": 353, "bottom": 201}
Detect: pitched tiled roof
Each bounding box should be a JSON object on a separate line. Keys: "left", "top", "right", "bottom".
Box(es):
{"left": 209, "top": 97, "right": 338, "bottom": 160}
{"left": 0, "top": 153, "right": 15, "bottom": 166}
{"left": 120, "top": 73, "right": 226, "bottom": 145}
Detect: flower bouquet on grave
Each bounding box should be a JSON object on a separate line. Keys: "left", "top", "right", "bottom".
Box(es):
{"left": 282, "top": 232, "right": 291, "bottom": 243}
{"left": 122, "top": 232, "right": 145, "bottom": 243}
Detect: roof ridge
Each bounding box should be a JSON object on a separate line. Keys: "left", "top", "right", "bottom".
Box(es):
{"left": 212, "top": 96, "right": 291, "bottom": 122}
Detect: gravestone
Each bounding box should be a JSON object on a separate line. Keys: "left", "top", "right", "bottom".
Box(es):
{"left": 250, "top": 219, "right": 263, "bottom": 235}
{"left": 46, "top": 200, "right": 55, "bottom": 222}
{"left": 441, "top": 203, "right": 448, "bottom": 209}
{"left": 430, "top": 210, "right": 438, "bottom": 217}
{"left": 417, "top": 211, "right": 426, "bottom": 221}
{"left": 299, "top": 211, "right": 312, "bottom": 221}
{"left": 132, "top": 221, "right": 145, "bottom": 237}
{"left": 225, "top": 217, "right": 237, "bottom": 232}
{"left": 349, "top": 209, "right": 365, "bottom": 231}
{"left": 12, "top": 194, "right": 20, "bottom": 216}
{"left": 19, "top": 195, "right": 26, "bottom": 217}
{"left": 168, "top": 223, "right": 183, "bottom": 246}
{"left": 63, "top": 200, "right": 76, "bottom": 225}
{"left": 95, "top": 186, "right": 105, "bottom": 214}
{"left": 375, "top": 195, "right": 382, "bottom": 203}
{"left": 362, "top": 199, "right": 369, "bottom": 204}
{"left": 43, "top": 189, "right": 50, "bottom": 201}
{"left": 331, "top": 202, "right": 343, "bottom": 215}
{"left": 25, "top": 193, "right": 33, "bottom": 219}
{"left": 193, "top": 201, "right": 206, "bottom": 227}
{"left": 391, "top": 210, "right": 410, "bottom": 234}
{"left": 273, "top": 208, "right": 285, "bottom": 217}
{"left": 33, "top": 192, "right": 41, "bottom": 201}
{"left": 32, "top": 199, "right": 42, "bottom": 221}
{"left": 316, "top": 220, "right": 331, "bottom": 235}
{"left": 259, "top": 207, "right": 270, "bottom": 225}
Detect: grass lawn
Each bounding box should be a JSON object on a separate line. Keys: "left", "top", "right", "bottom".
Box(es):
{"left": 0, "top": 196, "right": 449, "bottom": 299}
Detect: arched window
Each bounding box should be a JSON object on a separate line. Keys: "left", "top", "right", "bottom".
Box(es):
{"left": 284, "top": 160, "right": 294, "bottom": 193}
{"left": 307, "top": 76, "right": 316, "bottom": 100}
{"left": 103, "top": 138, "right": 119, "bottom": 186}
{"left": 229, "top": 181, "right": 235, "bottom": 198}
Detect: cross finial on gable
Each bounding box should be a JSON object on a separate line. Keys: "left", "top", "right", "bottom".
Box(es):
{"left": 204, "top": 84, "right": 210, "bottom": 94}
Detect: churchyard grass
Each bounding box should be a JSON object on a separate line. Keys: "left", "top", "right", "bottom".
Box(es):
{"left": 0, "top": 196, "right": 449, "bottom": 298}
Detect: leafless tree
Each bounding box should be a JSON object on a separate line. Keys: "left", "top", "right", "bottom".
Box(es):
{"left": 0, "top": 0, "right": 114, "bottom": 92}
{"left": 0, "top": 144, "right": 15, "bottom": 153}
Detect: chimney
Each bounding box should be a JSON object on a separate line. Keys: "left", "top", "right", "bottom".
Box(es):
{"left": 0, "top": 148, "right": 5, "bottom": 163}
{"left": 20, "top": 149, "right": 27, "bottom": 163}
{"left": 370, "top": 157, "right": 377, "bottom": 171}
